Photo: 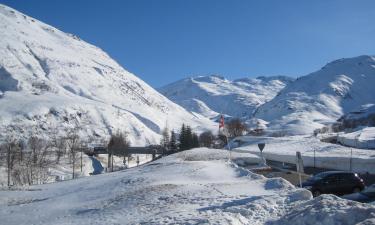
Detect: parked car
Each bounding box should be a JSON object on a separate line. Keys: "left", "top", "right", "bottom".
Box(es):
{"left": 341, "top": 184, "right": 375, "bottom": 203}
{"left": 302, "top": 171, "right": 365, "bottom": 197}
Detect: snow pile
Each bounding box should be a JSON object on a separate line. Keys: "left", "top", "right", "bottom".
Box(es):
{"left": 159, "top": 75, "right": 294, "bottom": 119}
{"left": 270, "top": 195, "right": 375, "bottom": 225}
{"left": 0, "top": 4, "right": 215, "bottom": 145}
{"left": 337, "top": 127, "right": 375, "bottom": 149}
{"left": 233, "top": 135, "right": 375, "bottom": 173}
{"left": 255, "top": 55, "right": 375, "bottom": 135}
{"left": 175, "top": 147, "right": 261, "bottom": 166}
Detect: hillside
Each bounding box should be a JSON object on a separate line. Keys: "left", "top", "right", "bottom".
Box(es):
{"left": 255, "top": 55, "right": 375, "bottom": 135}
{"left": 0, "top": 4, "right": 215, "bottom": 145}
{"left": 159, "top": 75, "right": 294, "bottom": 119}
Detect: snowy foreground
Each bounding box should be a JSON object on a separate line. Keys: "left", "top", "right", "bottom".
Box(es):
{"left": 0, "top": 148, "right": 374, "bottom": 225}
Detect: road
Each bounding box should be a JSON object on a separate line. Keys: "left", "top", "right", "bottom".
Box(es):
{"left": 89, "top": 156, "right": 104, "bottom": 175}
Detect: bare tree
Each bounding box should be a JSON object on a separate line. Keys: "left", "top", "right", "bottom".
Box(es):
{"left": 225, "top": 118, "right": 247, "bottom": 138}
{"left": 160, "top": 126, "right": 170, "bottom": 154}
{"left": 107, "top": 131, "right": 130, "bottom": 172}
{"left": 50, "top": 127, "right": 66, "bottom": 164}
{"left": 199, "top": 131, "right": 214, "bottom": 148}
{"left": 2, "top": 134, "right": 19, "bottom": 187}
{"left": 26, "top": 136, "right": 52, "bottom": 184}
{"left": 65, "top": 127, "right": 81, "bottom": 179}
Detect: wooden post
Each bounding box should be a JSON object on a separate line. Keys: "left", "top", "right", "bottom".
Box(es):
{"left": 107, "top": 152, "right": 111, "bottom": 172}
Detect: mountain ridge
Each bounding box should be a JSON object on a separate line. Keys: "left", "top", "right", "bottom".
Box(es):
{"left": 159, "top": 74, "right": 294, "bottom": 119}
{"left": 0, "top": 4, "right": 215, "bottom": 145}
{"left": 255, "top": 54, "right": 375, "bottom": 135}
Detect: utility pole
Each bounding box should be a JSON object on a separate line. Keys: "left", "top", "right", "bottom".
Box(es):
{"left": 314, "top": 148, "right": 316, "bottom": 168}
{"left": 350, "top": 148, "right": 353, "bottom": 172}
{"left": 80, "top": 148, "right": 83, "bottom": 172}
{"left": 7, "top": 144, "right": 11, "bottom": 187}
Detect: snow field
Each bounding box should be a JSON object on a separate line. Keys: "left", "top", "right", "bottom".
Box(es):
{"left": 0, "top": 148, "right": 374, "bottom": 224}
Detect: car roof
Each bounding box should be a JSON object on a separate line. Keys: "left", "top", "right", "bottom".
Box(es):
{"left": 316, "top": 171, "right": 355, "bottom": 176}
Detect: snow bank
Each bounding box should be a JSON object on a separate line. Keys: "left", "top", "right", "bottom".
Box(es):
{"left": 337, "top": 127, "right": 375, "bottom": 149}
{"left": 270, "top": 195, "right": 375, "bottom": 225}
{"left": 233, "top": 135, "right": 375, "bottom": 173}
{"left": 173, "top": 147, "right": 261, "bottom": 166}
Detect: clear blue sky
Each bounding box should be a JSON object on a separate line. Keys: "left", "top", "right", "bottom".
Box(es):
{"left": 1, "top": 0, "right": 375, "bottom": 87}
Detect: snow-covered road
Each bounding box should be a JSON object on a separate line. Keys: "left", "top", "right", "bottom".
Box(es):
{"left": 89, "top": 156, "right": 104, "bottom": 175}
{"left": 233, "top": 135, "right": 375, "bottom": 173}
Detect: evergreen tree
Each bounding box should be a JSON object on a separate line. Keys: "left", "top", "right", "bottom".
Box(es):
{"left": 169, "top": 130, "right": 177, "bottom": 152}
{"left": 192, "top": 133, "right": 199, "bottom": 148}
{"left": 185, "top": 125, "right": 193, "bottom": 150}
{"left": 199, "top": 131, "right": 214, "bottom": 147}
{"left": 179, "top": 124, "right": 186, "bottom": 151}
{"left": 160, "top": 126, "right": 170, "bottom": 150}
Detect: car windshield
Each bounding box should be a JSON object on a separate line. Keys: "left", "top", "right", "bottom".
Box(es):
{"left": 308, "top": 173, "right": 327, "bottom": 181}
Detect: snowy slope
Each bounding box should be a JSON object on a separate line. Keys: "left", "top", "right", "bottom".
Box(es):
{"left": 255, "top": 56, "right": 375, "bottom": 135}
{"left": 1, "top": 148, "right": 373, "bottom": 225}
{"left": 159, "top": 75, "right": 294, "bottom": 119}
{"left": 0, "top": 4, "right": 215, "bottom": 145}
{"left": 337, "top": 127, "right": 375, "bottom": 149}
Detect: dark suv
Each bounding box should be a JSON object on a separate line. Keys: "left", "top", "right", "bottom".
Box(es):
{"left": 302, "top": 171, "right": 365, "bottom": 197}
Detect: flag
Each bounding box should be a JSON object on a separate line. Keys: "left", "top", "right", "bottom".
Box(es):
{"left": 219, "top": 115, "right": 224, "bottom": 129}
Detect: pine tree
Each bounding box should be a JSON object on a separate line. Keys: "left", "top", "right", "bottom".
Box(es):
{"left": 185, "top": 125, "right": 193, "bottom": 150}
{"left": 192, "top": 133, "right": 199, "bottom": 148}
{"left": 179, "top": 124, "right": 186, "bottom": 151}
{"left": 169, "top": 130, "right": 177, "bottom": 152}
{"left": 160, "top": 126, "right": 170, "bottom": 150}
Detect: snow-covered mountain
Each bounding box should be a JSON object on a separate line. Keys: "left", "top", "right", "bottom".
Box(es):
{"left": 255, "top": 55, "right": 375, "bottom": 135}
{"left": 159, "top": 75, "right": 294, "bottom": 119}
{"left": 0, "top": 4, "right": 215, "bottom": 145}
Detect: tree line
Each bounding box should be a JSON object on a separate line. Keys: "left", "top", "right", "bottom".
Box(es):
{"left": 0, "top": 117, "right": 256, "bottom": 186}
{"left": 0, "top": 124, "right": 132, "bottom": 187}
{"left": 160, "top": 118, "right": 263, "bottom": 154}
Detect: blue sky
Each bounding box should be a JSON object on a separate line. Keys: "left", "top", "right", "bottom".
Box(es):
{"left": 1, "top": 0, "right": 375, "bottom": 87}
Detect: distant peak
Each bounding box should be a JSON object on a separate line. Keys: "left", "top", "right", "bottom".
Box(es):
{"left": 322, "top": 55, "right": 375, "bottom": 70}
{"left": 192, "top": 75, "right": 227, "bottom": 83}
{"left": 233, "top": 75, "right": 294, "bottom": 83}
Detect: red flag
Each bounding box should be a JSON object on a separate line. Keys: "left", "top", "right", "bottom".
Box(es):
{"left": 219, "top": 115, "right": 224, "bottom": 129}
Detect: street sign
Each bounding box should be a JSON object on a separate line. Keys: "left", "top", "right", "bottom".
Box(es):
{"left": 296, "top": 151, "right": 304, "bottom": 188}
{"left": 258, "top": 143, "right": 266, "bottom": 166}
{"left": 258, "top": 143, "right": 265, "bottom": 152}
{"left": 296, "top": 151, "right": 304, "bottom": 173}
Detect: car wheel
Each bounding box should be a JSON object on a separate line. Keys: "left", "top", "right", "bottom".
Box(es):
{"left": 353, "top": 187, "right": 361, "bottom": 193}
{"left": 313, "top": 190, "right": 321, "bottom": 197}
